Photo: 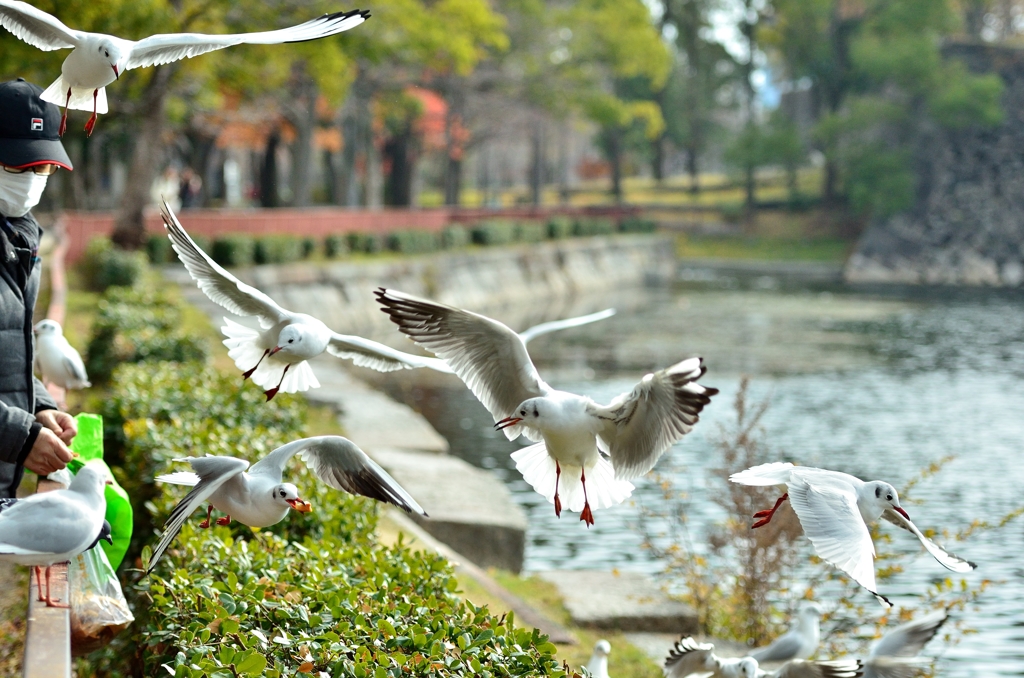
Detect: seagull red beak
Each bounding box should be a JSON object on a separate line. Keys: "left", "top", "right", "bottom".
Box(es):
{"left": 112, "top": 64, "right": 119, "bottom": 79}
{"left": 269, "top": 346, "right": 283, "bottom": 356}
{"left": 287, "top": 498, "right": 312, "bottom": 513}
{"left": 494, "top": 416, "right": 523, "bottom": 431}
{"left": 894, "top": 506, "right": 910, "bottom": 520}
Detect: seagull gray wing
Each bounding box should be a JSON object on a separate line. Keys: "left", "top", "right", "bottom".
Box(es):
{"left": 62, "top": 344, "right": 90, "bottom": 384}
{"left": 592, "top": 357, "right": 718, "bottom": 480}
{"left": 0, "top": 490, "right": 94, "bottom": 556}
{"left": 787, "top": 476, "right": 884, "bottom": 603}
{"left": 769, "top": 659, "right": 863, "bottom": 678}
{"left": 327, "top": 332, "right": 454, "bottom": 374}
{"left": 862, "top": 610, "right": 948, "bottom": 678}
{"left": 517, "top": 308, "right": 615, "bottom": 344}
{"left": 124, "top": 10, "right": 368, "bottom": 70}
{"left": 147, "top": 456, "right": 249, "bottom": 574}
{"left": 663, "top": 637, "right": 717, "bottom": 678}
{"left": 750, "top": 630, "right": 804, "bottom": 663}
{"left": 161, "top": 201, "right": 288, "bottom": 328}
{"left": 880, "top": 508, "right": 976, "bottom": 573}
{"left": 375, "top": 288, "right": 549, "bottom": 439}
{"left": 0, "top": 1, "right": 80, "bottom": 51}
{"left": 250, "top": 436, "right": 425, "bottom": 515}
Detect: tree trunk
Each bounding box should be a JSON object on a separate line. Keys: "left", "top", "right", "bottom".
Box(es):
{"left": 112, "top": 66, "right": 173, "bottom": 249}
{"left": 686, "top": 144, "right": 700, "bottom": 194}
{"left": 383, "top": 129, "right": 416, "bottom": 206}
{"left": 652, "top": 134, "right": 666, "bottom": 183}
{"left": 442, "top": 77, "right": 466, "bottom": 206}
{"left": 444, "top": 157, "right": 462, "bottom": 206}
{"left": 286, "top": 64, "right": 318, "bottom": 207}
{"left": 529, "top": 121, "right": 544, "bottom": 206}
{"left": 608, "top": 128, "right": 623, "bottom": 204}
{"left": 260, "top": 129, "right": 280, "bottom": 208}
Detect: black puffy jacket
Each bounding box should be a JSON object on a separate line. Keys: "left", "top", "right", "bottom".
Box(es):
{"left": 0, "top": 212, "right": 58, "bottom": 497}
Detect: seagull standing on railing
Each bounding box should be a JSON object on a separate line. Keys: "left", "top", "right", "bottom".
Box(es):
{"left": 0, "top": 0, "right": 369, "bottom": 135}
{"left": 33, "top": 319, "right": 90, "bottom": 390}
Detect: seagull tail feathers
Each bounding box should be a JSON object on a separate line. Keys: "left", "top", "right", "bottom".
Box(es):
{"left": 511, "top": 443, "right": 633, "bottom": 513}
{"left": 729, "top": 461, "right": 795, "bottom": 486}
{"left": 41, "top": 77, "right": 109, "bottom": 113}
{"left": 154, "top": 472, "right": 201, "bottom": 486}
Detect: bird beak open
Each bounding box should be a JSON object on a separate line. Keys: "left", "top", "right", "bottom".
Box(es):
{"left": 269, "top": 346, "right": 283, "bottom": 356}
{"left": 112, "top": 64, "right": 119, "bottom": 79}
{"left": 494, "top": 416, "right": 523, "bottom": 431}
{"left": 894, "top": 506, "right": 910, "bottom": 520}
{"left": 287, "top": 498, "right": 313, "bottom": 513}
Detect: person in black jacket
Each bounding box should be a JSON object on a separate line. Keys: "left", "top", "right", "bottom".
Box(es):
{"left": 0, "top": 79, "right": 78, "bottom": 498}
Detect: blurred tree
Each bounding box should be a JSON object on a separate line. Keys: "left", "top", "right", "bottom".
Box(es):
{"left": 767, "top": 0, "right": 1004, "bottom": 218}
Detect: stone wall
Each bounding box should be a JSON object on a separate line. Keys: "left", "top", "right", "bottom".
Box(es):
{"left": 845, "top": 43, "right": 1024, "bottom": 287}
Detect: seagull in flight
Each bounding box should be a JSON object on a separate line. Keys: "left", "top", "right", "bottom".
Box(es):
{"left": 376, "top": 288, "right": 718, "bottom": 526}
{"left": 730, "top": 462, "right": 976, "bottom": 606}
{"left": 749, "top": 601, "right": 823, "bottom": 664}
{"left": 663, "top": 637, "right": 862, "bottom": 678}
{"left": 862, "top": 608, "right": 948, "bottom": 678}
{"left": 161, "top": 202, "right": 616, "bottom": 400}
{"left": 148, "top": 435, "right": 425, "bottom": 573}
{"left": 0, "top": 1, "right": 369, "bottom": 135}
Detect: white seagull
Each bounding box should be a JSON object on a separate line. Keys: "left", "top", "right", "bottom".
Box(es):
{"left": 33, "top": 319, "right": 91, "bottom": 390}
{"left": 148, "top": 435, "right": 425, "bottom": 573}
{"left": 161, "top": 202, "right": 616, "bottom": 400}
{"left": 750, "top": 601, "right": 823, "bottom": 664}
{"left": 663, "top": 637, "right": 862, "bottom": 678}
{"left": 730, "top": 463, "right": 976, "bottom": 606}
{"left": 862, "top": 609, "right": 948, "bottom": 678}
{"left": 375, "top": 288, "right": 718, "bottom": 526}
{"left": 0, "top": 464, "right": 108, "bottom": 607}
{"left": 0, "top": 1, "right": 369, "bottom": 135}
{"left": 586, "top": 639, "right": 611, "bottom": 678}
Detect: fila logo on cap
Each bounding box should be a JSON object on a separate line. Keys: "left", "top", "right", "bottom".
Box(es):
{"left": 30, "top": 118, "right": 44, "bottom": 132}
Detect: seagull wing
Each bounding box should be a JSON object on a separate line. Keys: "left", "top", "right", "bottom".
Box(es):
{"left": 750, "top": 630, "right": 804, "bottom": 663}
{"left": 375, "top": 288, "right": 549, "bottom": 439}
{"left": 161, "top": 201, "right": 288, "bottom": 328}
{"left": 327, "top": 332, "right": 454, "bottom": 374}
{"left": 147, "top": 456, "right": 249, "bottom": 574}
{"left": 0, "top": 490, "right": 94, "bottom": 556}
{"left": 591, "top": 357, "right": 718, "bottom": 480}
{"left": 517, "top": 308, "right": 615, "bottom": 344}
{"left": 124, "top": 10, "right": 368, "bottom": 70}
{"left": 881, "top": 508, "right": 976, "bottom": 573}
{"left": 787, "top": 475, "right": 882, "bottom": 600}
{"left": 870, "top": 609, "right": 948, "bottom": 658}
{"left": 663, "top": 637, "right": 716, "bottom": 678}
{"left": 0, "top": 0, "right": 79, "bottom": 51}
{"left": 770, "top": 659, "right": 863, "bottom": 678}
{"left": 250, "top": 436, "right": 425, "bottom": 515}
{"left": 60, "top": 337, "right": 90, "bottom": 384}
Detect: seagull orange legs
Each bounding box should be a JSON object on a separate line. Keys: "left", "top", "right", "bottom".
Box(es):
{"left": 752, "top": 493, "right": 789, "bottom": 529}
{"left": 83, "top": 89, "right": 99, "bottom": 136}
{"left": 242, "top": 349, "right": 270, "bottom": 380}
{"left": 264, "top": 364, "right": 290, "bottom": 401}
{"left": 553, "top": 461, "right": 562, "bottom": 517}
{"left": 59, "top": 88, "right": 71, "bottom": 136}
{"left": 34, "top": 565, "right": 68, "bottom": 608}
{"left": 551, "top": 462, "right": 594, "bottom": 527}
{"left": 199, "top": 504, "right": 231, "bottom": 528}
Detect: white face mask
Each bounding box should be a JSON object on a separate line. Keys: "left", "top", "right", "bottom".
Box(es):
{"left": 0, "top": 171, "right": 49, "bottom": 218}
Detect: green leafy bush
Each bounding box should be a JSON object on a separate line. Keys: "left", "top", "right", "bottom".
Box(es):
{"left": 471, "top": 220, "right": 517, "bottom": 246}
{"left": 301, "top": 237, "right": 317, "bottom": 259}
{"left": 546, "top": 217, "right": 573, "bottom": 240}
{"left": 572, "top": 218, "right": 615, "bottom": 237}
{"left": 618, "top": 217, "right": 658, "bottom": 234}
{"left": 254, "top": 235, "right": 305, "bottom": 264}
{"left": 146, "top": 235, "right": 172, "bottom": 264}
{"left": 211, "top": 235, "right": 256, "bottom": 267}
{"left": 324, "top": 234, "right": 348, "bottom": 258}
{"left": 386, "top": 229, "right": 440, "bottom": 254}
{"left": 79, "top": 238, "right": 148, "bottom": 292}
{"left": 515, "top": 221, "right": 546, "bottom": 243}
{"left": 440, "top": 224, "right": 470, "bottom": 249}
{"left": 346, "top": 232, "right": 383, "bottom": 254}
{"left": 84, "top": 287, "right": 208, "bottom": 383}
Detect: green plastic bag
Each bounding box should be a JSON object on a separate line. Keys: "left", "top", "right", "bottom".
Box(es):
{"left": 68, "top": 413, "right": 133, "bottom": 570}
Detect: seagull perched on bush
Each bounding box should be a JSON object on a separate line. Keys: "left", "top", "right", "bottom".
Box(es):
{"left": 33, "top": 319, "right": 90, "bottom": 390}
{"left": 149, "top": 435, "right": 425, "bottom": 573}
{"left": 0, "top": 1, "right": 369, "bottom": 135}
{"left": 663, "top": 637, "right": 862, "bottom": 678}
{"left": 730, "top": 462, "right": 976, "bottom": 606}
{"left": 376, "top": 288, "right": 718, "bottom": 526}
{"left": 161, "top": 202, "right": 617, "bottom": 400}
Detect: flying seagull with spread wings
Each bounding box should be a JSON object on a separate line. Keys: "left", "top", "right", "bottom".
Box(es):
{"left": 376, "top": 287, "right": 718, "bottom": 526}
{"left": 149, "top": 435, "right": 425, "bottom": 573}
{"left": 0, "top": 1, "right": 369, "bottom": 135}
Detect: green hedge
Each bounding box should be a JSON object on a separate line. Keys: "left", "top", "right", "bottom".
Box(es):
{"left": 211, "top": 235, "right": 256, "bottom": 267}
{"left": 471, "top": 220, "right": 517, "bottom": 246}
{"left": 515, "top": 221, "right": 546, "bottom": 243}
{"left": 146, "top": 234, "right": 172, "bottom": 264}
{"left": 387, "top": 229, "right": 440, "bottom": 254}
{"left": 441, "top": 225, "right": 470, "bottom": 250}
{"left": 546, "top": 217, "right": 573, "bottom": 240}
{"left": 80, "top": 238, "right": 148, "bottom": 292}
{"left": 572, "top": 218, "right": 615, "bottom": 237}
{"left": 254, "top": 235, "right": 305, "bottom": 264}
{"left": 346, "top": 232, "right": 383, "bottom": 254}
{"left": 618, "top": 217, "right": 658, "bottom": 233}
{"left": 84, "top": 287, "right": 208, "bottom": 383}
{"left": 324, "top": 234, "right": 349, "bottom": 258}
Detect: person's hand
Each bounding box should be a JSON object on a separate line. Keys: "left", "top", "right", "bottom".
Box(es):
{"left": 23, "top": 428, "right": 74, "bottom": 475}
{"left": 36, "top": 410, "right": 77, "bottom": 445}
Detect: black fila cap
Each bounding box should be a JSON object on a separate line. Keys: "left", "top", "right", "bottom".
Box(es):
{"left": 0, "top": 79, "right": 73, "bottom": 171}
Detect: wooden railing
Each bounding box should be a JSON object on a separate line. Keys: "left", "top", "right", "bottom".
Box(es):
{"left": 22, "top": 478, "right": 71, "bottom": 678}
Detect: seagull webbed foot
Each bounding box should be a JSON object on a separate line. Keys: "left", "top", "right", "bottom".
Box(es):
{"left": 215, "top": 515, "right": 231, "bottom": 526}
{"left": 752, "top": 492, "right": 789, "bottom": 529}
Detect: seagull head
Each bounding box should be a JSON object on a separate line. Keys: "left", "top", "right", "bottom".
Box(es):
{"left": 592, "top": 639, "right": 611, "bottom": 658}
{"left": 273, "top": 483, "right": 313, "bottom": 513}
{"left": 271, "top": 324, "right": 323, "bottom": 359}
{"left": 738, "top": 657, "right": 759, "bottom": 678}
{"left": 96, "top": 39, "right": 124, "bottom": 79}
{"left": 866, "top": 481, "right": 910, "bottom": 521}
{"left": 33, "top": 319, "right": 62, "bottom": 337}
{"left": 495, "top": 398, "right": 546, "bottom": 431}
